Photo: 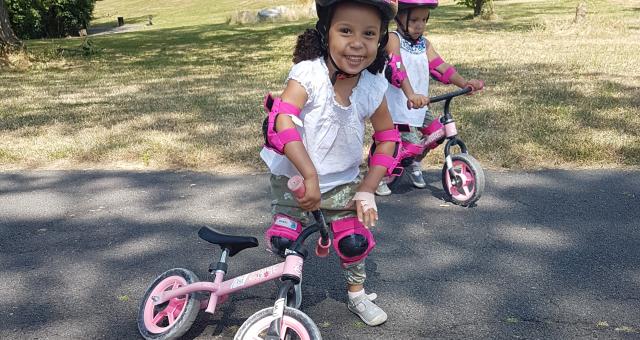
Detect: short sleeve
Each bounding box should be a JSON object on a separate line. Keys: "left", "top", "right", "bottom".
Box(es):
{"left": 286, "top": 60, "right": 318, "bottom": 103}
{"left": 358, "top": 71, "right": 389, "bottom": 119}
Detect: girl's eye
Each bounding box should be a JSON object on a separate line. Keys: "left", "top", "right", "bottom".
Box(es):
{"left": 340, "top": 28, "right": 351, "bottom": 34}
{"left": 365, "top": 31, "right": 377, "bottom": 38}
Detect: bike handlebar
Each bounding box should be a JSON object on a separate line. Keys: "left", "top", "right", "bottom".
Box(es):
{"left": 287, "top": 175, "right": 305, "bottom": 198}
{"left": 287, "top": 176, "right": 331, "bottom": 257}
{"left": 429, "top": 87, "right": 472, "bottom": 104}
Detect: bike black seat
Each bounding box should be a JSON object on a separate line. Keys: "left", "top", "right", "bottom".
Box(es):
{"left": 198, "top": 227, "right": 259, "bottom": 257}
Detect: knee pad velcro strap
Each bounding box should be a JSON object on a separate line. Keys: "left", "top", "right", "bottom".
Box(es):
{"left": 331, "top": 217, "right": 375, "bottom": 266}
{"left": 262, "top": 94, "right": 302, "bottom": 155}
{"left": 265, "top": 214, "right": 302, "bottom": 256}
{"left": 400, "top": 141, "right": 424, "bottom": 158}
{"left": 385, "top": 53, "right": 408, "bottom": 88}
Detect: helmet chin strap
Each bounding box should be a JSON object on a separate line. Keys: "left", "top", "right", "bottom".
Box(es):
{"left": 327, "top": 53, "right": 358, "bottom": 85}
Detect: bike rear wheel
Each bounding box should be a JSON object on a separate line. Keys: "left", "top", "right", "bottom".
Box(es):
{"left": 234, "top": 307, "right": 322, "bottom": 340}
{"left": 137, "top": 268, "right": 200, "bottom": 340}
{"left": 442, "top": 153, "right": 485, "bottom": 206}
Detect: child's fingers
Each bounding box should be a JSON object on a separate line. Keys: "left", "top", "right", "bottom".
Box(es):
{"left": 303, "top": 199, "right": 321, "bottom": 212}
{"left": 298, "top": 197, "right": 315, "bottom": 211}
{"left": 366, "top": 210, "right": 376, "bottom": 228}
{"left": 356, "top": 202, "right": 364, "bottom": 224}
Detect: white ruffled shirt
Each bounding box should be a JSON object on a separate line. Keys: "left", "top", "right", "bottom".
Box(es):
{"left": 260, "top": 57, "right": 388, "bottom": 193}
{"left": 385, "top": 31, "right": 430, "bottom": 127}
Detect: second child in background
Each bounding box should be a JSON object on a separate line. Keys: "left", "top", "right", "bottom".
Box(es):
{"left": 377, "top": 0, "right": 484, "bottom": 195}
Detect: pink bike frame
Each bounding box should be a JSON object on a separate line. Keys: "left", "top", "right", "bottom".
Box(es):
{"left": 397, "top": 87, "right": 471, "bottom": 161}
{"left": 393, "top": 118, "right": 452, "bottom": 162}
{"left": 152, "top": 252, "right": 304, "bottom": 315}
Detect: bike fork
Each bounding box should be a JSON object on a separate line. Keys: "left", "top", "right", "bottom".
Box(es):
{"left": 265, "top": 280, "right": 296, "bottom": 339}
{"left": 444, "top": 137, "right": 468, "bottom": 186}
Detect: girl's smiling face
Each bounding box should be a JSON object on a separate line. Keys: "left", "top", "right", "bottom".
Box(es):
{"left": 327, "top": 2, "right": 382, "bottom": 75}
{"left": 398, "top": 7, "right": 429, "bottom": 39}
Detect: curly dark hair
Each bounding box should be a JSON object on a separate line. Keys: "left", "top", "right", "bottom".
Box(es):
{"left": 292, "top": 29, "right": 324, "bottom": 64}
{"left": 292, "top": 28, "right": 388, "bottom": 75}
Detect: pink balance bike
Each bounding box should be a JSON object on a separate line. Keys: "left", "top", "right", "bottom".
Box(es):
{"left": 137, "top": 176, "right": 331, "bottom": 340}
{"left": 379, "top": 87, "right": 485, "bottom": 206}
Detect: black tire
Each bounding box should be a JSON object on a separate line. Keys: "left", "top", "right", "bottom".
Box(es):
{"left": 137, "top": 268, "right": 200, "bottom": 340}
{"left": 234, "top": 307, "right": 322, "bottom": 340}
{"left": 441, "top": 153, "right": 485, "bottom": 206}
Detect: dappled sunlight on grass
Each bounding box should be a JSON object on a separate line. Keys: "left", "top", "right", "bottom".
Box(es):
{"left": 1, "top": 0, "right": 638, "bottom": 170}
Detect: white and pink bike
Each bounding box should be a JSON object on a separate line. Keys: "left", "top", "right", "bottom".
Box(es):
{"left": 137, "top": 176, "right": 331, "bottom": 340}
{"left": 378, "top": 87, "right": 485, "bottom": 206}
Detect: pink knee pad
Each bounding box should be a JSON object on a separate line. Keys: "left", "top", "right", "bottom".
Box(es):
{"left": 399, "top": 141, "right": 425, "bottom": 159}
{"left": 331, "top": 217, "right": 376, "bottom": 266}
{"left": 265, "top": 214, "right": 302, "bottom": 256}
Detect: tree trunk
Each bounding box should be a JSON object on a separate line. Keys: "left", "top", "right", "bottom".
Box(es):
{"left": 573, "top": 1, "right": 587, "bottom": 24}
{"left": 0, "top": 0, "right": 21, "bottom": 51}
{"left": 473, "top": 0, "right": 485, "bottom": 17}
{"left": 481, "top": 0, "right": 496, "bottom": 19}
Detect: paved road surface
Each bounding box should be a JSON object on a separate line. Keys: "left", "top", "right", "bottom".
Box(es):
{"left": 1, "top": 169, "right": 638, "bottom": 339}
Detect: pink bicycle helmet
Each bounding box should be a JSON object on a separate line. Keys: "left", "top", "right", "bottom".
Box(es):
{"left": 316, "top": 0, "right": 398, "bottom": 22}
{"left": 398, "top": 0, "right": 438, "bottom": 10}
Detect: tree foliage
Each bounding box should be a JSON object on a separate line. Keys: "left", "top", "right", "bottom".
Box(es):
{"left": 6, "top": 0, "right": 96, "bottom": 39}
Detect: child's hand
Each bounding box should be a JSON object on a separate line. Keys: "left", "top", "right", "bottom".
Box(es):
{"left": 406, "top": 93, "right": 430, "bottom": 110}
{"left": 351, "top": 192, "right": 378, "bottom": 228}
{"left": 297, "top": 177, "right": 321, "bottom": 211}
{"left": 465, "top": 79, "right": 485, "bottom": 94}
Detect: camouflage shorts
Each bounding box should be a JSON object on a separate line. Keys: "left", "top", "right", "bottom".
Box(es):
{"left": 269, "top": 174, "right": 368, "bottom": 285}
{"left": 400, "top": 109, "right": 437, "bottom": 145}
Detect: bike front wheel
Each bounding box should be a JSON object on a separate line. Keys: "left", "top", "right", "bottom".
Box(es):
{"left": 234, "top": 307, "right": 322, "bottom": 340}
{"left": 137, "top": 268, "right": 200, "bottom": 340}
{"left": 442, "top": 153, "right": 485, "bottom": 206}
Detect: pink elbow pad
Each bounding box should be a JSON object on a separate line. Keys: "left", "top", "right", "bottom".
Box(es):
{"left": 429, "top": 56, "right": 456, "bottom": 84}
{"left": 262, "top": 93, "right": 302, "bottom": 155}
{"left": 369, "top": 154, "right": 403, "bottom": 177}
{"left": 369, "top": 128, "right": 403, "bottom": 176}
{"left": 385, "top": 53, "right": 408, "bottom": 88}
{"left": 373, "top": 128, "right": 401, "bottom": 143}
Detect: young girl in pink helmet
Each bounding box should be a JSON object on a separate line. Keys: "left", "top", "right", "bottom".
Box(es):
{"left": 260, "top": 0, "right": 400, "bottom": 326}
{"left": 376, "top": 0, "right": 484, "bottom": 195}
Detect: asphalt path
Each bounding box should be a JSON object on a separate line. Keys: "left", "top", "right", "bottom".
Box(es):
{"left": 1, "top": 169, "right": 639, "bottom": 339}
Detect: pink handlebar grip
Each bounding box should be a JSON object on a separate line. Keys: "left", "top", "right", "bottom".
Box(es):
{"left": 287, "top": 175, "right": 305, "bottom": 199}
{"left": 315, "top": 237, "right": 331, "bottom": 257}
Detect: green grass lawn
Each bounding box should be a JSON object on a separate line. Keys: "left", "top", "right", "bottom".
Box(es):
{"left": 0, "top": 0, "right": 638, "bottom": 171}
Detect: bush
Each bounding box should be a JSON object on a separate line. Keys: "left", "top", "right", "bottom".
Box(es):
{"left": 6, "top": 0, "right": 96, "bottom": 39}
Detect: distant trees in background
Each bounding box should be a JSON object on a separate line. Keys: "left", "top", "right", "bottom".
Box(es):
{"left": 5, "top": 0, "right": 96, "bottom": 39}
